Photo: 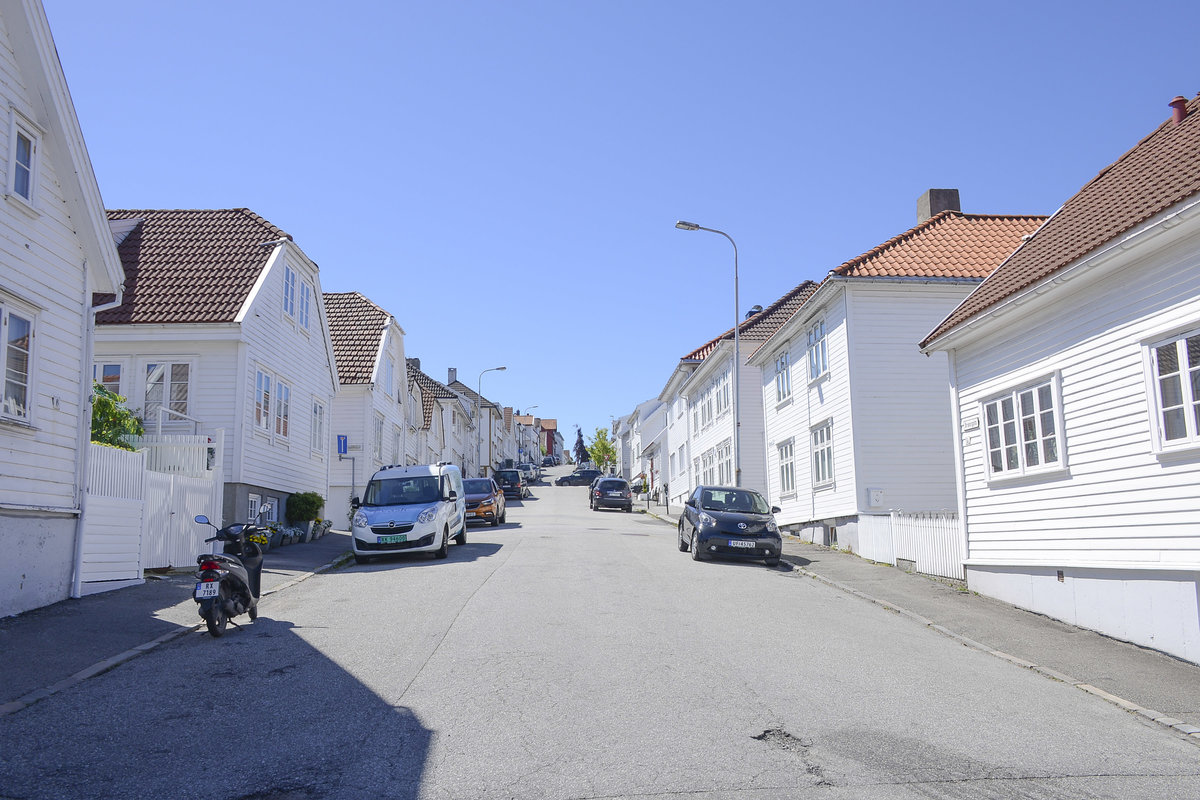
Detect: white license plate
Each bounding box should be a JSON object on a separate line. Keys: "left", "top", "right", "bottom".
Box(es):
{"left": 728, "top": 539, "right": 756, "bottom": 549}
{"left": 195, "top": 581, "right": 220, "bottom": 598}
{"left": 607, "top": 492, "right": 623, "bottom": 497}
{"left": 466, "top": 511, "right": 477, "bottom": 517}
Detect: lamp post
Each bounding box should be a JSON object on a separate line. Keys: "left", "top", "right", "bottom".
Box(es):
{"left": 675, "top": 220, "right": 740, "bottom": 487}
{"left": 477, "top": 366, "right": 506, "bottom": 476}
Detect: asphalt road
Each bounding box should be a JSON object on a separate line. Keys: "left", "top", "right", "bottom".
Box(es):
{"left": 2, "top": 470, "right": 1199, "bottom": 799}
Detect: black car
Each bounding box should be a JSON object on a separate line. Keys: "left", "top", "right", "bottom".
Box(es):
{"left": 495, "top": 468, "right": 528, "bottom": 499}
{"left": 590, "top": 477, "right": 632, "bottom": 512}
{"left": 678, "top": 485, "right": 782, "bottom": 566}
{"left": 541, "top": 456, "right": 555, "bottom": 467}
{"left": 554, "top": 469, "right": 602, "bottom": 486}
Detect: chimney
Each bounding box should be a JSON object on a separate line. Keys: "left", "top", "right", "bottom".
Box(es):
{"left": 1170, "top": 96, "right": 1189, "bottom": 126}
{"left": 504, "top": 406, "right": 513, "bottom": 431}
{"left": 447, "top": 367, "right": 457, "bottom": 385}
{"left": 745, "top": 304, "right": 763, "bottom": 320}
{"left": 409, "top": 358, "right": 420, "bottom": 372}
{"left": 917, "top": 189, "right": 961, "bottom": 223}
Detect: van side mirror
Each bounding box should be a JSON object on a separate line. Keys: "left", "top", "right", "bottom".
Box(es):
{"left": 447, "top": 489, "right": 458, "bottom": 501}
{"left": 351, "top": 496, "right": 361, "bottom": 509}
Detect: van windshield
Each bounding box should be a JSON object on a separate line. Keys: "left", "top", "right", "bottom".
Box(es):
{"left": 362, "top": 475, "right": 440, "bottom": 506}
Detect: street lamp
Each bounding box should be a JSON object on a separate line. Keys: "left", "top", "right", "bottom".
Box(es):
{"left": 675, "top": 220, "right": 740, "bottom": 487}
{"left": 477, "top": 366, "right": 506, "bottom": 476}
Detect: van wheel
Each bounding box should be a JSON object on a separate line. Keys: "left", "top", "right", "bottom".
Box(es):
{"left": 434, "top": 528, "right": 449, "bottom": 559}
{"left": 455, "top": 526, "right": 467, "bottom": 545}
{"left": 354, "top": 554, "right": 373, "bottom": 565}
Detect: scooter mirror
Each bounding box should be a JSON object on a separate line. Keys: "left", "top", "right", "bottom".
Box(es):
{"left": 195, "top": 514, "right": 210, "bottom": 525}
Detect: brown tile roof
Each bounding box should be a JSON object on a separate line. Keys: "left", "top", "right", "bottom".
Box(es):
{"left": 681, "top": 279, "right": 820, "bottom": 362}
{"left": 97, "top": 209, "right": 292, "bottom": 325}
{"left": 924, "top": 94, "right": 1200, "bottom": 346}
{"left": 325, "top": 292, "right": 390, "bottom": 385}
{"left": 831, "top": 212, "right": 1047, "bottom": 280}
{"left": 407, "top": 359, "right": 457, "bottom": 430}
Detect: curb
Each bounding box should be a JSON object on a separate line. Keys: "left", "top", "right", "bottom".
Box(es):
{"left": 0, "top": 549, "right": 351, "bottom": 718}
{"left": 643, "top": 510, "right": 1200, "bottom": 745}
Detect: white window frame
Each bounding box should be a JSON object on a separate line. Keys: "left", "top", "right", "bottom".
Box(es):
{"left": 981, "top": 374, "right": 1064, "bottom": 480}
{"left": 1, "top": 299, "right": 35, "bottom": 422}
{"left": 373, "top": 413, "right": 385, "bottom": 461}
{"left": 248, "top": 492, "right": 262, "bottom": 521}
{"left": 383, "top": 356, "right": 395, "bottom": 398}
{"left": 93, "top": 362, "right": 125, "bottom": 397}
{"left": 715, "top": 373, "right": 730, "bottom": 416}
{"left": 145, "top": 361, "right": 191, "bottom": 425}
{"left": 778, "top": 439, "right": 796, "bottom": 495}
{"left": 716, "top": 439, "right": 732, "bottom": 485}
{"left": 299, "top": 282, "right": 312, "bottom": 330}
{"left": 807, "top": 320, "right": 828, "bottom": 382}
{"left": 775, "top": 351, "right": 792, "bottom": 403}
{"left": 310, "top": 398, "right": 326, "bottom": 453}
{"left": 1148, "top": 329, "right": 1200, "bottom": 451}
{"left": 7, "top": 108, "right": 41, "bottom": 212}
{"left": 254, "top": 370, "right": 273, "bottom": 433}
{"left": 274, "top": 381, "right": 291, "bottom": 439}
{"left": 811, "top": 420, "right": 834, "bottom": 488}
{"left": 282, "top": 264, "right": 297, "bottom": 318}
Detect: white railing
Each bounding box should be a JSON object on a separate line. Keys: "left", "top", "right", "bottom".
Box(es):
{"left": 87, "top": 443, "right": 145, "bottom": 498}
{"left": 127, "top": 430, "right": 223, "bottom": 478}
{"left": 857, "top": 510, "right": 963, "bottom": 581}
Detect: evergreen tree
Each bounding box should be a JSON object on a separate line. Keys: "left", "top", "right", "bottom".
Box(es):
{"left": 572, "top": 426, "right": 589, "bottom": 465}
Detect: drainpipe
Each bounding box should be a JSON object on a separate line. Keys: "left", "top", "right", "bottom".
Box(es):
{"left": 71, "top": 270, "right": 125, "bottom": 598}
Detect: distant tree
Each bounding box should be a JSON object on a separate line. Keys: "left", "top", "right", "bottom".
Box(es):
{"left": 573, "top": 426, "right": 589, "bottom": 465}
{"left": 91, "top": 381, "right": 143, "bottom": 450}
{"left": 587, "top": 427, "right": 618, "bottom": 473}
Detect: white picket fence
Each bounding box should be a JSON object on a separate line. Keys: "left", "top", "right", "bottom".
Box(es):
{"left": 80, "top": 433, "right": 224, "bottom": 592}
{"left": 855, "top": 511, "right": 964, "bottom": 581}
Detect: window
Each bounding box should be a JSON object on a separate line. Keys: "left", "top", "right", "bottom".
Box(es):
{"left": 807, "top": 320, "right": 828, "bottom": 381}
{"left": 775, "top": 352, "right": 792, "bottom": 403}
{"left": 702, "top": 388, "right": 713, "bottom": 428}
{"left": 7, "top": 112, "right": 39, "bottom": 206}
{"left": 274, "top": 381, "right": 291, "bottom": 438}
{"left": 384, "top": 356, "right": 395, "bottom": 397}
{"left": 255, "top": 370, "right": 273, "bottom": 432}
{"left": 983, "top": 378, "right": 1060, "bottom": 476}
{"left": 716, "top": 439, "right": 732, "bottom": 485}
{"left": 145, "top": 362, "right": 189, "bottom": 422}
{"left": 716, "top": 373, "right": 730, "bottom": 416}
{"left": 248, "top": 493, "right": 262, "bottom": 521}
{"left": 811, "top": 421, "right": 833, "bottom": 486}
{"left": 283, "top": 265, "right": 296, "bottom": 317}
{"left": 1, "top": 305, "right": 32, "bottom": 420}
{"left": 778, "top": 439, "right": 796, "bottom": 494}
{"left": 93, "top": 363, "right": 122, "bottom": 395}
{"left": 393, "top": 425, "right": 402, "bottom": 465}
{"left": 1151, "top": 333, "right": 1200, "bottom": 447}
{"left": 299, "top": 282, "right": 311, "bottom": 330}
{"left": 310, "top": 398, "right": 326, "bottom": 452}
{"left": 701, "top": 449, "right": 716, "bottom": 485}
{"left": 373, "top": 414, "right": 384, "bottom": 461}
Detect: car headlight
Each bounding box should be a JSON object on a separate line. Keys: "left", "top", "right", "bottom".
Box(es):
{"left": 699, "top": 512, "right": 716, "bottom": 527}
{"left": 418, "top": 507, "right": 437, "bottom": 524}
{"left": 352, "top": 511, "right": 367, "bottom": 528}
{"left": 766, "top": 519, "right": 779, "bottom": 533}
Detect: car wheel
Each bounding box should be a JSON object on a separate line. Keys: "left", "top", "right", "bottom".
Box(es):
{"left": 764, "top": 556, "right": 780, "bottom": 567}
{"left": 434, "top": 528, "right": 449, "bottom": 559}
{"left": 500, "top": 509, "right": 507, "bottom": 523}
{"left": 455, "top": 525, "right": 467, "bottom": 545}
{"left": 677, "top": 523, "right": 689, "bottom": 552}
{"left": 690, "top": 531, "right": 707, "bottom": 561}
{"left": 625, "top": 505, "right": 632, "bottom": 513}
{"left": 491, "top": 513, "right": 500, "bottom": 527}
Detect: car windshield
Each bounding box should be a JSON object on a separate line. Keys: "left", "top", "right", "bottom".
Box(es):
{"left": 698, "top": 488, "right": 770, "bottom": 514}
{"left": 463, "top": 479, "right": 492, "bottom": 494}
{"left": 362, "top": 475, "right": 440, "bottom": 506}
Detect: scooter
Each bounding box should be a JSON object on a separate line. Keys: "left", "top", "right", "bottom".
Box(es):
{"left": 192, "top": 507, "right": 267, "bottom": 637}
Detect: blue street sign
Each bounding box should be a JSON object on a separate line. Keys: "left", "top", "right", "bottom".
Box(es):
{"left": 337, "top": 435, "right": 348, "bottom": 455}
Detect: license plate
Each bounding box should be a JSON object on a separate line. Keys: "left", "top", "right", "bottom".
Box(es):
{"left": 728, "top": 539, "right": 756, "bottom": 549}
{"left": 466, "top": 511, "right": 476, "bottom": 517}
{"left": 607, "top": 492, "right": 622, "bottom": 497}
{"left": 195, "top": 581, "right": 219, "bottom": 598}
{"left": 378, "top": 534, "right": 407, "bottom": 544}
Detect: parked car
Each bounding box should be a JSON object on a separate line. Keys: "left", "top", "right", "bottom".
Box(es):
{"left": 518, "top": 462, "right": 538, "bottom": 484}
{"left": 541, "top": 456, "right": 555, "bottom": 467}
{"left": 349, "top": 463, "right": 466, "bottom": 564}
{"left": 590, "top": 477, "right": 632, "bottom": 512}
{"left": 463, "top": 478, "right": 506, "bottom": 527}
{"left": 554, "top": 469, "right": 602, "bottom": 486}
{"left": 495, "top": 468, "right": 529, "bottom": 499}
{"left": 677, "top": 485, "right": 782, "bottom": 567}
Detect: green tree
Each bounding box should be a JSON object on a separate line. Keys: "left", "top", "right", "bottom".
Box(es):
{"left": 91, "top": 381, "right": 143, "bottom": 451}
{"left": 587, "top": 427, "right": 618, "bottom": 473}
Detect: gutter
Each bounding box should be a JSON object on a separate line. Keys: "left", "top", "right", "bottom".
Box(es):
{"left": 70, "top": 273, "right": 125, "bottom": 599}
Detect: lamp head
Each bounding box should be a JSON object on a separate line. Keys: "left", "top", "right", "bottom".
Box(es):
{"left": 675, "top": 220, "right": 700, "bottom": 231}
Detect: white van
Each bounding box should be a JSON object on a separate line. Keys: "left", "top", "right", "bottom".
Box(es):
{"left": 349, "top": 463, "right": 466, "bottom": 564}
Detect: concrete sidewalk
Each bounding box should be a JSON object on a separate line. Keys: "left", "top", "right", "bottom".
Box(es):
{"left": 639, "top": 500, "right": 1200, "bottom": 743}
{"left": 0, "top": 531, "right": 351, "bottom": 717}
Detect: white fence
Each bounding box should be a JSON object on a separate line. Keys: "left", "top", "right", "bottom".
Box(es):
{"left": 80, "top": 433, "right": 224, "bottom": 592}
{"left": 855, "top": 511, "right": 963, "bottom": 581}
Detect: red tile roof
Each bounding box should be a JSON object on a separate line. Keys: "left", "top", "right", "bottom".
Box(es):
{"left": 324, "top": 292, "right": 390, "bottom": 385}
{"left": 831, "top": 212, "right": 1046, "bottom": 280}
{"left": 925, "top": 94, "right": 1200, "bottom": 346}
{"left": 681, "top": 279, "right": 820, "bottom": 362}
{"left": 97, "top": 209, "right": 292, "bottom": 325}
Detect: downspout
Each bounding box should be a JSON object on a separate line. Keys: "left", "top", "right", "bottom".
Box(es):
{"left": 946, "top": 348, "right": 970, "bottom": 572}
{"left": 71, "top": 270, "right": 125, "bottom": 598}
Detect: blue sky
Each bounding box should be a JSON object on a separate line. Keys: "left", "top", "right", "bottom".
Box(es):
{"left": 44, "top": 1, "right": 1198, "bottom": 443}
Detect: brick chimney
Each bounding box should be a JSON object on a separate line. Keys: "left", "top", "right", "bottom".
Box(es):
{"left": 917, "top": 189, "right": 961, "bottom": 223}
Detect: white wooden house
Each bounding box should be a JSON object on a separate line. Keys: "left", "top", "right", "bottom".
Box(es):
{"left": 447, "top": 374, "right": 506, "bottom": 477}
{"left": 658, "top": 281, "right": 818, "bottom": 505}
{"left": 406, "top": 359, "right": 473, "bottom": 469}
{"left": 921, "top": 95, "right": 1200, "bottom": 663}
{"left": 748, "top": 196, "right": 1044, "bottom": 577}
{"left": 0, "top": 0, "right": 125, "bottom": 616}
{"left": 94, "top": 209, "right": 338, "bottom": 529}
{"left": 325, "top": 291, "right": 407, "bottom": 525}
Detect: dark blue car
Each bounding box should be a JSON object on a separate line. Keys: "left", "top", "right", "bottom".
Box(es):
{"left": 677, "top": 485, "right": 782, "bottom": 566}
